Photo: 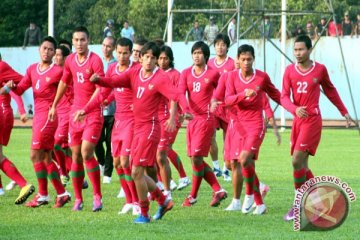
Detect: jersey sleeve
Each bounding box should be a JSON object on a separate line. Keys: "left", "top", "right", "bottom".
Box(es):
{"left": 262, "top": 94, "right": 274, "bottom": 119}
{"left": 92, "top": 56, "right": 105, "bottom": 77}
{"left": 83, "top": 87, "right": 112, "bottom": 114}
{"left": 9, "top": 91, "right": 26, "bottom": 115}
{"left": 12, "top": 67, "right": 32, "bottom": 95}
{"left": 320, "top": 67, "right": 348, "bottom": 116}
{"left": 224, "top": 78, "right": 246, "bottom": 106}
{"left": 280, "top": 67, "right": 298, "bottom": 115}
{"left": 97, "top": 70, "right": 132, "bottom": 89}
{"left": 263, "top": 73, "right": 281, "bottom": 105}
{"left": 212, "top": 72, "right": 227, "bottom": 102}
{"left": 61, "top": 57, "right": 72, "bottom": 85}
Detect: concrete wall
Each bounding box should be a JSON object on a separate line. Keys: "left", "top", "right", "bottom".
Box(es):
{"left": 1, "top": 37, "right": 359, "bottom": 120}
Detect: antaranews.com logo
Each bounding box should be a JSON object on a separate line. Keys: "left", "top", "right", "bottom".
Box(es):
{"left": 293, "top": 175, "right": 356, "bottom": 231}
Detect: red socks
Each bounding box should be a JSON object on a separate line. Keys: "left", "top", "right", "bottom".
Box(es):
{"left": 34, "top": 162, "right": 48, "bottom": 196}
{"left": 242, "top": 165, "right": 255, "bottom": 195}
{"left": 70, "top": 162, "right": 84, "bottom": 200}
{"left": 190, "top": 162, "right": 204, "bottom": 198}
{"left": 85, "top": 157, "right": 101, "bottom": 197}
{"left": 168, "top": 149, "right": 187, "bottom": 178}
{"left": 116, "top": 167, "right": 132, "bottom": 204}
{"left": 0, "top": 158, "right": 27, "bottom": 188}
{"left": 293, "top": 168, "right": 306, "bottom": 189}
{"left": 203, "top": 161, "right": 221, "bottom": 192}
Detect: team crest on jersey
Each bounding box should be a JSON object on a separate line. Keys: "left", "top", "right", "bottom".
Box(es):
{"left": 223, "top": 70, "right": 228, "bottom": 73}
{"left": 86, "top": 69, "right": 90, "bottom": 74}
{"left": 46, "top": 77, "right": 51, "bottom": 82}
{"left": 148, "top": 84, "right": 154, "bottom": 90}
{"left": 256, "top": 85, "right": 260, "bottom": 91}
{"left": 204, "top": 78, "right": 209, "bottom": 83}
{"left": 313, "top": 78, "right": 318, "bottom": 83}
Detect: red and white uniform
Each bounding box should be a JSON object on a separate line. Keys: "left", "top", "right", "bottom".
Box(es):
{"left": 61, "top": 51, "right": 105, "bottom": 146}
{"left": 281, "top": 62, "right": 348, "bottom": 155}
{"left": 179, "top": 65, "right": 220, "bottom": 157}
{"left": 225, "top": 69, "right": 281, "bottom": 160}
{"left": 97, "top": 67, "right": 189, "bottom": 167}
{"left": 12, "top": 63, "right": 63, "bottom": 150}
{"left": 0, "top": 61, "right": 24, "bottom": 146}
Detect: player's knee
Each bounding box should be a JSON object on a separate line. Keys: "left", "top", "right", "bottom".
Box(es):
{"left": 225, "top": 160, "right": 232, "bottom": 170}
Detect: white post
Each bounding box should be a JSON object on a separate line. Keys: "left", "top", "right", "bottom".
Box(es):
{"left": 167, "top": 0, "right": 173, "bottom": 46}
{"left": 48, "top": 0, "right": 54, "bottom": 36}
{"left": 280, "top": 0, "right": 287, "bottom": 131}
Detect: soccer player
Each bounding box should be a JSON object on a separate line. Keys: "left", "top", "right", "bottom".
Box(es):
{"left": 281, "top": 35, "right": 351, "bottom": 221}
{"left": 88, "top": 42, "right": 192, "bottom": 223}
{"left": 207, "top": 33, "right": 235, "bottom": 181}
{"left": 53, "top": 45, "right": 73, "bottom": 186}
{"left": 0, "top": 56, "right": 35, "bottom": 204}
{"left": 48, "top": 26, "right": 105, "bottom": 212}
{"left": 4, "top": 36, "right": 71, "bottom": 208}
{"left": 81, "top": 37, "right": 140, "bottom": 215}
{"left": 224, "top": 44, "right": 281, "bottom": 215}
{"left": 157, "top": 45, "right": 190, "bottom": 192}
{"left": 179, "top": 41, "right": 227, "bottom": 207}
{"left": 131, "top": 38, "right": 147, "bottom": 63}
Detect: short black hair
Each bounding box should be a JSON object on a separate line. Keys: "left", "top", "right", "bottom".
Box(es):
{"left": 41, "top": 36, "right": 57, "bottom": 49}
{"left": 214, "top": 33, "right": 230, "bottom": 49}
{"left": 191, "top": 41, "right": 210, "bottom": 63}
{"left": 73, "top": 26, "right": 90, "bottom": 39}
{"left": 154, "top": 39, "right": 165, "bottom": 48}
{"left": 59, "top": 39, "right": 72, "bottom": 50}
{"left": 116, "top": 37, "right": 133, "bottom": 52}
{"left": 294, "top": 35, "right": 312, "bottom": 49}
{"left": 160, "top": 45, "right": 174, "bottom": 68}
{"left": 134, "top": 38, "right": 148, "bottom": 46}
{"left": 237, "top": 44, "right": 255, "bottom": 58}
{"left": 141, "top": 41, "right": 160, "bottom": 59}
{"left": 56, "top": 45, "right": 70, "bottom": 58}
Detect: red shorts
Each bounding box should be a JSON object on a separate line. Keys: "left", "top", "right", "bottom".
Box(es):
{"left": 1, "top": 109, "right": 14, "bottom": 146}
{"left": 214, "top": 107, "right": 229, "bottom": 132}
{"left": 32, "top": 113, "right": 58, "bottom": 150}
{"left": 158, "top": 119, "right": 175, "bottom": 151}
{"left": 168, "top": 126, "right": 180, "bottom": 146}
{"left": 54, "top": 113, "right": 70, "bottom": 148}
{"left": 186, "top": 117, "right": 215, "bottom": 157}
{"left": 0, "top": 111, "right": 4, "bottom": 146}
{"left": 224, "top": 119, "right": 241, "bottom": 161}
{"left": 291, "top": 115, "right": 322, "bottom": 156}
{"left": 111, "top": 118, "right": 134, "bottom": 157}
{"left": 235, "top": 119, "right": 266, "bottom": 160}
{"left": 131, "top": 123, "right": 160, "bottom": 167}
{"left": 68, "top": 109, "right": 103, "bottom": 147}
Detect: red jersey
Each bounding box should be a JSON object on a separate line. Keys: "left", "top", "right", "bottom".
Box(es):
{"left": 13, "top": 63, "right": 62, "bottom": 113}
{"left": 61, "top": 51, "right": 104, "bottom": 111}
{"left": 207, "top": 56, "right": 235, "bottom": 75}
{"left": 281, "top": 62, "right": 348, "bottom": 117}
{"left": 225, "top": 69, "right": 281, "bottom": 121}
{"left": 158, "top": 68, "right": 181, "bottom": 121}
{"left": 179, "top": 65, "right": 220, "bottom": 118}
{"left": 97, "top": 67, "right": 189, "bottom": 125}
{"left": 57, "top": 79, "right": 74, "bottom": 115}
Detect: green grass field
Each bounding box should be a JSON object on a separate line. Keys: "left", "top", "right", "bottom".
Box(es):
{"left": 0, "top": 128, "right": 359, "bottom": 240}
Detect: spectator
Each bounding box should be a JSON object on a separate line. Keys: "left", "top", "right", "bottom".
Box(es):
{"left": 204, "top": 16, "right": 219, "bottom": 45}
{"left": 292, "top": 25, "right": 306, "bottom": 37}
{"left": 27, "top": 104, "right": 33, "bottom": 116}
{"left": 103, "top": 19, "right": 114, "bottom": 39}
{"left": 227, "top": 17, "right": 237, "bottom": 43}
{"left": 342, "top": 12, "right": 353, "bottom": 37}
{"left": 260, "top": 16, "right": 273, "bottom": 38}
{"left": 315, "top": 16, "right": 328, "bottom": 37}
{"left": 276, "top": 25, "right": 291, "bottom": 40}
{"left": 185, "top": 20, "right": 204, "bottom": 44}
{"left": 356, "top": 12, "right": 360, "bottom": 37}
{"left": 306, "top": 21, "right": 316, "bottom": 40}
{"left": 131, "top": 38, "right": 147, "bottom": 63}
{"left": 120, "top": 20, "right": 135, "bottom": 42}
{"left": 328, "top": 16, "right": 342, "bottom": 36}
{"left": 22, "top": 21, "right": 42, "bottom": 49}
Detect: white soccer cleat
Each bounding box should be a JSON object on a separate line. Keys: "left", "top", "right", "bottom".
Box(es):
{"left": 170, "top": 179, "right": 177, "bottom": 191}
{"left": 118, "top": 203, "right": 133, "bottom": 214}
{"left": 177, "top": 177, "right": 191, "bottom": 190}
{"left": 117, "top": 188, "right": 125, "bottom": 198}
{"left": 156, "top": 181, "right": 165, "bottom": 191}
{"left": 253, "top": 204, "right": 267, "bottom": 215}
{"left": 225, "top": 199, "right": 241, "bottom": 211}
{"left": 5, "top": 181, "right": 17, "bottom": 191}
{"left": 0, "top": 188, "right": 5, "bottom": 196}
{"left": 132, "top": 202, "right": 141, "bottom": 215}
{"left": 242, "top": 194, "right": 254, "bottom": 214}
{"left": 103, "top": 176, "right": 112, "bottom": 184}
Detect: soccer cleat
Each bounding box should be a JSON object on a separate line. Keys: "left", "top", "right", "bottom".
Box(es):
{"left": 15, "top": 184, "right": 35, "bottom": 205}
{"left": 223, "top": 170, "right": 231, "bottom": 182}
{"left": 25, "top": 193, "right": 50, "bottom": 208}
{"left": 242, "top": 194, "right": 255, "bottom": 214}
{"left": 170, "top": 179, "right": 177, "bottom": 191}
{"left": 283, "top": 207, "right": 295, "bottom": 221}
{"left": 5, "top": 180, "right": 17, "bottom": 191}
{"left": 210, "top": 189, "right": 228, "bottom": 207}
{"left": 253, "top": 204, "right": 267, "bottom": 215}
{"left": 182, "top": 195, "right": 197, "bottom": 207}
{"left": 133, "top": 214, "right": 151, "bottom": 224}
{"left": 117, "top": 188, "right": 125, "bottom": 198}
{"left": 118, "top": 203, "right": 133, "bottom": 215}
{"left": 92, "top": 195, "right": 103, "bottom": 212}
{"left": 82, "top": 180, "right": 89, "bottom": 189}
{"left": 60, "top": 175, "right": 70, "bottom": 187}
{"left": 72, "top": 199, "right": 84, "bottom": 211}
{"left": 153, "top": 197, "right": 174, "bottom": 220}
{"left": 225, "top": 200, "right": 242, "bottom": 211}
{"left": 132, "top": 202, "right": 141, "bottom": 215}
{"left": 53, "top": 192, "right": 71, "bottom": 208}
{"left": 177, "top": 177, "right": 191, "bottom": 190}
{"left": 0, "top": 188, "right": 4, "bottom": 196}
{"left": 213, "top": 167, "right": 223, "bottom": 177}
{"left": 103, "top": 176, "right": 111, "bottom": 184}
